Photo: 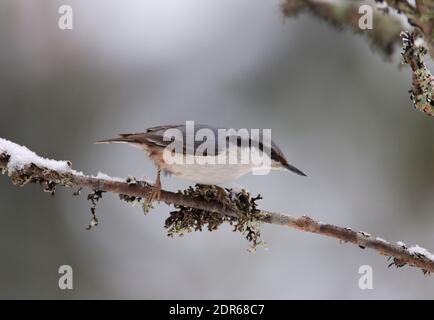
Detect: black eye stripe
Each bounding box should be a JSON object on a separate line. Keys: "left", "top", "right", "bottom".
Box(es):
{"left": 232, "top": 137, "right": 278, "bottom": 160}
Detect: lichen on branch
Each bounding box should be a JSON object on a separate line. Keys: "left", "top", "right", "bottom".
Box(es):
{"left": 165, "top": 185, "right": 266, "bottom": 252}
{"left": 401, "top": 30, "right": 434, "bottom": 115}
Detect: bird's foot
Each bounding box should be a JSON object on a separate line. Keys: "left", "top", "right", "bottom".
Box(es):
{"left": 147, "top": 185, "right": 161, "bottom": 204}
{"left": 146, "top": 170, "right": 162, "bottom": 204}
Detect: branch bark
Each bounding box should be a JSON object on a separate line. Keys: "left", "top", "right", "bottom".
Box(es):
{"left": 1, "top": 139, "right": 434, "bottom": 274}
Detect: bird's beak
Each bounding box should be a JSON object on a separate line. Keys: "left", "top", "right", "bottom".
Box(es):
{"left": 284, "top": 163, "right": 307, "bottom": 176}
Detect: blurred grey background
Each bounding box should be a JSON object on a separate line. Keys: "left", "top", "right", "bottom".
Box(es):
{"left": 1, "top": 0, "right": 434, "bottom": 299}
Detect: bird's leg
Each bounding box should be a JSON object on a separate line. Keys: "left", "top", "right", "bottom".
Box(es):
{"left": 147, "top": 169, "right": 162, "bottom": 204}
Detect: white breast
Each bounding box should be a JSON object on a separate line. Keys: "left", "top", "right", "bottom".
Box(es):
{"left": 165, "top": 161, "right": 254, "bottom": 185}
{"left": 158, "top": 143, "right": 276, "bottom": 185}
{"left": 161, "top": 145, "right": 256, "bottom": 184}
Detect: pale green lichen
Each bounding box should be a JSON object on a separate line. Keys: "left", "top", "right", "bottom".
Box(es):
{"left": 5, "top": 162, "right": 74, "bottom": 195}
{"left": 165, "top": 185, "right": 266, "bottom": 252}
{"left": 119, "top": 193, "right": 153, "bottom": 215}
{"left": 401, "top": 31, "right": 434, "bottom": 116}
{"left": 119, "top": 177, "right": 154, "bottom": 215}
{"left": 142, "top": 201, "right": 154, "bottom": 215}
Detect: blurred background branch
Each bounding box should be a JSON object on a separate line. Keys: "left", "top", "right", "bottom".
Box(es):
{"left": 281, "top": 0, "right": 434, "bottom": 115}
{"left": 2, "top": 138, "right": 434, "bottom": 274}
{"left": 281, "top": 0, "right": 404, "bottom": 58}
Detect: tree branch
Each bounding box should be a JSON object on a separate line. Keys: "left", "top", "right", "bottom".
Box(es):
{"left": 282, "top": 0, "right": 434, "bottom": 117}
{"left": 1, "top": 137, "right": 434, "bottom": 274}
{"left": 401, "top": 30, "right": 434, "bottom": 115}
{"left": 282, "top": 0, "right": 405, "bottom": 58}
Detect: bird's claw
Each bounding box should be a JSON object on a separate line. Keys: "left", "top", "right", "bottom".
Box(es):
{"left": 146, "top": 185, "right": 161, "bottom": 204}
{"left": 146, "top": 170, "right": 162, "bottom": 204}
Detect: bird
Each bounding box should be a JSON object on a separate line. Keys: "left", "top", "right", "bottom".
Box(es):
{"left": 96, "top": 124, "right": 306, "bottom": 203}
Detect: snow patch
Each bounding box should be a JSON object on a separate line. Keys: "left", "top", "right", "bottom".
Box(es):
{"left": 376, "top": 237, "right": 387, "bottom": 243}
{"left": 0, "top": 138, "right": 70, "bottom": 172}
{"left": 92, "top": 171, "right": 125, "bottom": 182}
{"left": 414, "top": 37, "right": 425, "bottom": 48}
{"left": 408, "top": 245, "right": 434, "bottom": 262}
{"left": 397, "top": 241, "right": 407, "bottom": 247}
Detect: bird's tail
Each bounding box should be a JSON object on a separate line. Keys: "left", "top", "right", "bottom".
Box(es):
{"left": 95, "top": 137, "right": 136, "bottom": 144}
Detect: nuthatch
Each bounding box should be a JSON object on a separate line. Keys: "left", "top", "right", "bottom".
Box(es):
{"left": 97, "top": 124, "right": 306, "bottom": 203}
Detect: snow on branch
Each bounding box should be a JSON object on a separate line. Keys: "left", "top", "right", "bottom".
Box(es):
{"left": 1, "top": 137, "right": 434, "bottom": 273}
